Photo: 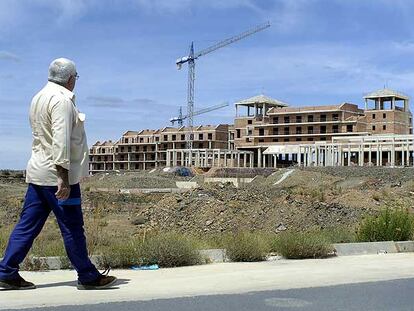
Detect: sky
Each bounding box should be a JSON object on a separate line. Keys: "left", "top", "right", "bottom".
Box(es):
{"left": 2, "top": 0, "right": 414, "bottom": 169}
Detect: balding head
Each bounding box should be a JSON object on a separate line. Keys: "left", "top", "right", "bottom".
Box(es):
{"left": 48, "top": 58, "right": 76, "bottom": 85}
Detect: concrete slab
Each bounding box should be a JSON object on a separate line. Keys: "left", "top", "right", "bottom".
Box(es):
{"left": 2, "top": 253, "right": 414, "bottom": 310}
{"left": 176, "top": 181, "right": 198, "bottom": 189}
{"left": 395, "top": 241, "right": 414, "bottom": 252}
{"left": 204, "top": 177, "right": 254, "bottom": 188}
{"left": 333, "top": 241, "right": 398, "bottom": 256}
{"left": 199, "top": 249, "right": 227, "bottom": 263}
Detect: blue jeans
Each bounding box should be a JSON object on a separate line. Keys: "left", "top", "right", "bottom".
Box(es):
{"left": 0, "top": 183, "right": 100, "bottom": 283}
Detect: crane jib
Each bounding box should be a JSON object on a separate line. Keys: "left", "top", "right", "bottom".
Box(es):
{"left": 174, "top": 21, "right": 271, "bottom": 150}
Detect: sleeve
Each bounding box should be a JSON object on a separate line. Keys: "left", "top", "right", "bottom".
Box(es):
{"left": 50, "top": 98, "right": 74, "bottom": 170}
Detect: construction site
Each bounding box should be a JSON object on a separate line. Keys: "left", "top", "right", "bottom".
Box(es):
{"left": 89, "top": 22, "right": 413, "bottom": 174}
{"left": 3, "top": 22, "right": 414, "bottom": 247}
{"left": 90, "top": 88, "right": 413, "bottom": 173}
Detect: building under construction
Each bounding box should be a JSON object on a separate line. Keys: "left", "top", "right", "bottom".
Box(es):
{"left": 89, "top": 88, "right": 413, "bottom": 173}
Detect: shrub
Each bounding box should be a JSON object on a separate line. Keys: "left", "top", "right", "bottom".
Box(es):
{"left": 224, "top": 232, "right": 270, "bottom": 262}
{"left": 275, "top": 231, "right": 333, "bottom": 259}
{"left": 138, "top": 232, "right": 202, "bottom": 268}
{"left": 99, "top": 238, "right": 141, "bottom": 268}
{"left": 320, "top": 226, "right": 356, "bottom": 244}
{"left": 357, "top": 207, "right": 414, "bottom": 242}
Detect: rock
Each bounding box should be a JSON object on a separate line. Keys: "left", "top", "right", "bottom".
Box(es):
{"left": 276, "top": 223, "right": 287, "bottom": 232}
{"left": 131, "top": 216, "right": 147, "bottom": 226}
{"left": 206, "top": 220, "right": 214, "bottom": 226}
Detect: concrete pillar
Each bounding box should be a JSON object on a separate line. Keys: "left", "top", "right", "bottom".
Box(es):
{"left": 166, "top": 151, "right": 170, "bottom": 167}
{"left": 368, "top": 144, "right": 371, "bottom": 166}
{"left": 379, "top": 145, "right": 383, "bottom": 166}
{"left": 315, "top": 147, "right": 319, "bottom": 167}
{"left": 237, "top": 153, "right": 241, "bottom": 168}
{"left": 250, "top": 153, "right": 253, "bottom": 168}
{"left": 347, "top": 145, "right": 351, "bottom": 166}
{"left": 376, "top": 143, "right": 380, "bottom": 166}
{"left": 143, "top": 153, "right": 146, "bottom": 170}
{"left": 258, "top": 148, "right": 262, "bottom": 168}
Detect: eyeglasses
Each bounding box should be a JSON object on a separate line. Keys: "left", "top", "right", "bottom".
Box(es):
{"left": 75, "top": 73, "right": 79, "bottom": 80}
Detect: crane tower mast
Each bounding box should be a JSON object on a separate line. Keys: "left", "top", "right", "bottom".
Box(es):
{"left": 176, "top": 22, "right": 270, "bottom": 150}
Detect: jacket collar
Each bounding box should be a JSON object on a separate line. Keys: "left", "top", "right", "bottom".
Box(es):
{"left": 47, "top": 81, "right": 76, "bottom": 102}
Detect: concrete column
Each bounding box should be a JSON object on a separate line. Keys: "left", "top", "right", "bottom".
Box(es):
{"left": 309, "top": 147, "right": 312, "bottom": 167}
{"left": 347, "top": 145, "right": 351, "bottom": 166}
{"left": 250, "top": 153, "right": 253, "bottom": 168}
{"left": 127, "top": 153, "right": 131, "bottom": 170}
{"left": 402, "top": 144, "right": 405, "bottom": 166}
{"left": 237, "top": 153, "right": 241, "bottom": 167}
{"left": 315, "top": 147, "right": 319, "bottom": 167}
{"left": 217, "top": 150, "right": 221, "bottom": 167}
{"left": 173, "top": 151, "right": 177, "bottom": 166}
{"left": 166, "top": 151, "right": 170, "bottom": 167}
{"left": 379, "top": 145, "right": 383, "bottom": 166}
{"left": 143, "top": 153, "right": 146, "bottom": 170}
{"left": 258, "top": 148, "right": 262, "bottom": 168}
{"left": 297, "top": 150, "right": 301, "bottom": 167}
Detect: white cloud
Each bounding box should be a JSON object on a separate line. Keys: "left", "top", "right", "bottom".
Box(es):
{"left": 0, "top": 51, "right": 20, "bottom": 62}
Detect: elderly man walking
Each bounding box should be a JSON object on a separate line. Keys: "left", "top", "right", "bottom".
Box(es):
{"left": 0, "top": 58, "right": 117, "bottom": 290}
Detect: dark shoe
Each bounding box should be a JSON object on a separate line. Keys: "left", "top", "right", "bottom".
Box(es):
{"left": 0, "top": 276, "right": 36, "bottom": 290}
{"left": 77, "top": 268, "right": 117, "bottom": 290}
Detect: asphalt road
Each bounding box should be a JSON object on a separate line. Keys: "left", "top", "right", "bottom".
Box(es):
{"left": 7, "top": 278, "right": 414, "bottom": 311}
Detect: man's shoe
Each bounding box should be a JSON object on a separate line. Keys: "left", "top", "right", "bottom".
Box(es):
{"left": 0, "top": 276, "right": 36, "bottom": 290}
{"left": 77, "top": 275, "right": 117, "bottom": 290}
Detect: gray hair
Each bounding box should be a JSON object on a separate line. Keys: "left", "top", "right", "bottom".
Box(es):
{"left": 48, "top": 58, "right": 76, "bottom": 84}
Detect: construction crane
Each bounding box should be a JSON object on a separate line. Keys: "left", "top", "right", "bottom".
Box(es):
{"left": 176, "top": 21, "right": 271, "bottom": 149}
{"left": 170, "top": 102, "right": 229, "bottom": 126}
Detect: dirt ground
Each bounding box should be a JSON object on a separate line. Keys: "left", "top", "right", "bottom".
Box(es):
{"left": 1, "top": 167, "right": 414, "bottom": 239}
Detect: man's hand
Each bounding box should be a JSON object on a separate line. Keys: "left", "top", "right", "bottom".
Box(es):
{"left": 56, "top": 165, "right": 70, "bottom": 200}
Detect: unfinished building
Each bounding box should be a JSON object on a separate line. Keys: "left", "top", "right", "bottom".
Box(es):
{"left": 89, "top": 124, "right": 243, "bottom": 173}
{"left": 90, "top": 88, "right": 413, "bottom": 172}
